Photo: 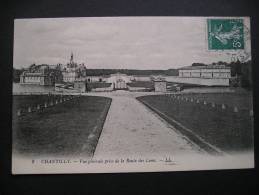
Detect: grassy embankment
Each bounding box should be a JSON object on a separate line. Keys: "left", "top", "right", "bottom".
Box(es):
{"left": 13, "top": 95, "right": 111, "bottom": 157}
{"left": 137, "top": 93, "right": 253, "bottom": 153}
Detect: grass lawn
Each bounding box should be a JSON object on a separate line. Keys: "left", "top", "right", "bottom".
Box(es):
{"left": 178, "top": 92, "right": 253, "bottom": 110}
{"left": 87, "top": 82, "right": 112, "bottom": 90}
{"left": 127, "top": 81, "right": 154, "bottom": 89}
{"left": 13, "top": 95, "right": 111, "bottom": 157}
{"left": 12, "top": 94, "right": 71, "bottom": 112}
{"left": 137, "top": 93, "right": 253, "bottom": 152}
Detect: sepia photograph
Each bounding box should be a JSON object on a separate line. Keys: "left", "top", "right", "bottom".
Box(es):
{"left": 12, "top": 17, "right": 254, "bottom": 174}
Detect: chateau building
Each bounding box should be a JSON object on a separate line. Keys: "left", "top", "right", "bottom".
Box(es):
{"left": 20, "top": 64, "right": 63, "bottom": 86}
{"left": 62, "top": 53, "right": 87, "bottom": 83}
{"left": 19, "top": 52, "right": 232, "bottom": 90}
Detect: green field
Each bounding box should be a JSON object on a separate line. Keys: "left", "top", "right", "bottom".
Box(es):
{"left": 137, "top": 93, "right": 254, "bottom": 152}
{"left": 177, "top": 92, "right": 253, "bottom": 110}
{"left": 13, "top": 95, "right": 111, "bottom": 157}
{"left": 13, "top": 94, "right": 70, "bottom": 113}
{"left": 127, "top": 81, "right": 154, "bottom": 89}
{"left": 87, "top": 82, "right": 112, "bottom": 90}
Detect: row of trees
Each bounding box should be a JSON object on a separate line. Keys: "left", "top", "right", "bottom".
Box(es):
{"left": 85, "top": 69, "right": 179, "bottom": 76}
{"left": 228, "top": 60, "right": 252, "bottom": 89}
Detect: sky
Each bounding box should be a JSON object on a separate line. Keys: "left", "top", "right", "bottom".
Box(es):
{"left": 13, "top": 17, "right": 251, "bottom": 70}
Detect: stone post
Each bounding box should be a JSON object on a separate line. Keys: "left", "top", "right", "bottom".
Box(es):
{"left": 249, "top": 110, "right": 253, "bottom": 117}
{"left": 17, "top": 109, "right": 21, "bottom": 116}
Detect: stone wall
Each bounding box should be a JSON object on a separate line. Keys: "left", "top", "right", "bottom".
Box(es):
{"left": 164, "top": 76, "right": 230, "bottom": 86}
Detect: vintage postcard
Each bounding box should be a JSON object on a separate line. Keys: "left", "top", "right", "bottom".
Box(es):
{"left": 12, "top": 17, "right": 254, "bottom": 174}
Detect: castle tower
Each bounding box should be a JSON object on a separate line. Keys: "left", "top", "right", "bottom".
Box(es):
{"left": 70, "top": 52, "right": 74, "bottom": 64}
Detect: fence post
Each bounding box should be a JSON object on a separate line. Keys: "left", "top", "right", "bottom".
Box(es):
{"left": 44, "top": 102, "right": 48, "bottom": 108}
{"left": 28, "top": 107, "right": 31, "bottom": 113}
{"left": 204, "top": 101, "right": 207, "bottom": 105}
{"left": 37, "top": 104, "right": 40, "bottom": 110}
{"left": 17, "top": 109, "right": 21, "bottom": 116}
{"left": 234, "top": 106, "right": 238, "bottom": 113}
{"left": 249, "top": 110, "right": 253, "bottom": 117}
{"left": 222, "top": 104, "right": 226, "bottom": 110}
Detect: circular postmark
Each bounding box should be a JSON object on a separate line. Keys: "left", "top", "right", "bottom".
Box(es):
{"left": 206, "top": 18, "right": 251, "bottom": 63}
{"left": 226, "top": 22, "right": 251, "bottom": 63}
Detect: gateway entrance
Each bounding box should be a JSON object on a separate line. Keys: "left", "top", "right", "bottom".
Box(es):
{"left": 114, "top": 79, "right": 127, "bottom": 89}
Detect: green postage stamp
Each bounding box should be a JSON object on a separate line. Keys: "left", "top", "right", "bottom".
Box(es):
{"left": 207, "top": 18, "right": 244, "bottom": 50}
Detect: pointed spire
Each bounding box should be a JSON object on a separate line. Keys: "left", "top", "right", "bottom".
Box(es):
{"left": 70, "top": 52, "right": 74, "bottom": 63}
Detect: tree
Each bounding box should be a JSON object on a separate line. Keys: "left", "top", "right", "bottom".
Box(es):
{"left": 240, "top": 61, "right": 252, "bottom": 89}
{"left": 191, "top": 63, "right": 206, "bottom": 66}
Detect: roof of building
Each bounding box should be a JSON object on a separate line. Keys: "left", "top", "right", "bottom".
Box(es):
{"left": 179, "top": 65, "right": 230, "bottom": 70}
{"left": 133, "top": 75, "right": 151, "bottom": 77}
{"left": 153, "top": 78, "right": 166, "bottom": 82}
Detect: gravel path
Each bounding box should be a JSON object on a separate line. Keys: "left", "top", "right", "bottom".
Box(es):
{"left": 92, "top": 91, "right": 204, "bottom": 158}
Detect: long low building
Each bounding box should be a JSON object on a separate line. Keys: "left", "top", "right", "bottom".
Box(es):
{"left": 179, "top": 65, "right": 231, "bottom": 79}
{"left": 166, "top": 65, "right": 231, "bottom": 86}
{"left": 165, "top": 76, "right": 230, "bottom": 86}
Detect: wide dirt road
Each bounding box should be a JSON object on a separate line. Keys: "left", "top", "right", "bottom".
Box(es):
{"left": 90, "top": 91, "right": 203, "bottom": 158}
